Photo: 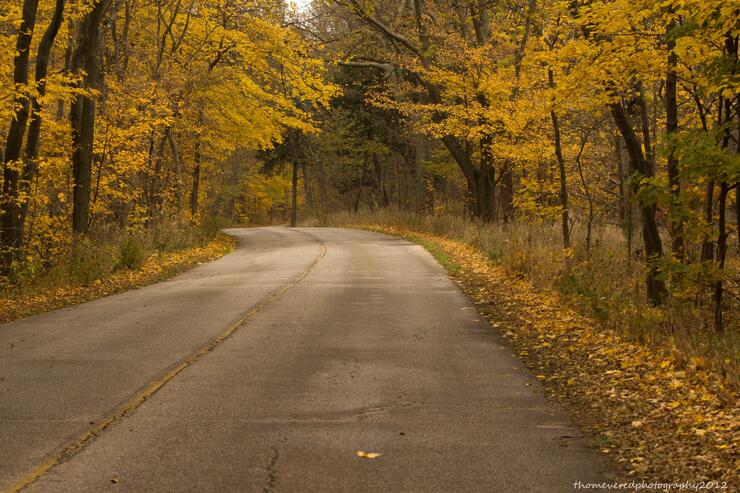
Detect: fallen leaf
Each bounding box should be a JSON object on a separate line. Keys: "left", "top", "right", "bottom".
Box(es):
{"left": 356, "top": 451, "right": 382, "bottom": 459}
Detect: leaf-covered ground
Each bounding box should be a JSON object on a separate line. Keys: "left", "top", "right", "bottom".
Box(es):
{"left": 359, "top": 224, "right": 738, "bottom": 488}
{"left": 0, "top": 234, "right": 235, "bottom": 324}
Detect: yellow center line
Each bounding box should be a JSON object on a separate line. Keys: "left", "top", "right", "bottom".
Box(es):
{"left": 5, "top": 237, "right": 327, "bottom": 493}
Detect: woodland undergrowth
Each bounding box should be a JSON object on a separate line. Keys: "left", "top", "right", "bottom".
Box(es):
{"left": 0, "top": 218, "right": 234, "bottom": 323}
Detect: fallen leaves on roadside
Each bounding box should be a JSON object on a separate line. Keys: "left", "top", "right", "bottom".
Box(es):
{"left": 356, "top": 224, "right": 739, "bottom": 486}
{"left": 0, "top": 235, "right": 236, "bottom": 324}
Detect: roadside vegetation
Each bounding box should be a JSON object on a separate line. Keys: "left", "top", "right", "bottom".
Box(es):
{"left": 324, "top": 210, "right": 738, "bottom": 388}
{"left": 0, "top": 220, "right": 234, "bottom": 323}
{"left": 338, "top": 221, "right": 738, "bottom": 485}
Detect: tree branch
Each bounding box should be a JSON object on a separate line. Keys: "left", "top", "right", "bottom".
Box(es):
{"left": 341, "top": 0, "right": 423, "bottom": 59}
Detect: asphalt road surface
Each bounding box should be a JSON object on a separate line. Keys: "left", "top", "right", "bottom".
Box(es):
{"left": 0, "top": 227, "right": 609, "bottom": 492}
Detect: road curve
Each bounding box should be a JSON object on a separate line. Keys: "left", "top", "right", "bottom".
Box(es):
{"left": 0, "top": 227, "right": 609, "bottom": 492}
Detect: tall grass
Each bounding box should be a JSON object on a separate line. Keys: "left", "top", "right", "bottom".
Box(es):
{"left": 319, "top": 209, "right": 738, "bottom": 385}
{"left": 1, "top": 217, "right": 230, "bottom": 297}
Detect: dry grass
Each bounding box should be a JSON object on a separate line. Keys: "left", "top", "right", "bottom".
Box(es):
{"left": 0, "top": 233, "right": 235, "bottom": 324}
{"left": 317, "top": 209, "right": 738, "bottom": 388}
{"left": 0, "top": 217, "right": 234, "bottom": 323}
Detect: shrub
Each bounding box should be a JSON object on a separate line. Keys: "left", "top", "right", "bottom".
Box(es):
{"left": 115, "top": 235, "right": 148, "bottom": 271}
{"left": 200, "top": 215, "right": 230, "bottom": 240}
{"left": 68, "top": 238, "right": 113, "bottom": 286}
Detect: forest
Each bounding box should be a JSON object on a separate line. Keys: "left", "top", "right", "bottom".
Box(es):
{"left": 0, "top": 0, "right": 738, "bottom": 486}
{"left": 0, "top": 0, "right": 738, "bottom": 375}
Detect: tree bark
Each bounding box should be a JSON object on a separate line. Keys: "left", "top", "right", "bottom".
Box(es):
{"left": 290, "top": 160, "right": 298, "bottom": 227}
{"left": 316, "top": 159, "right": 328, "bottom": 212}
{"left": 372, "top": 152, "right": 390, "bottom": 207}
{"left": 500, "top": 168, "right": 514, "bottom": 222}
{"left": 20, "top": 0, "right": 66, "bottom": 229}
{"left": 301, "top": 161, "right": 314, "bottom": 210}
{"left": 637, "top": 84, "right": 654, "bottom": 173}
{"left": 736, "top": 185, "right": 739, "bottom": 253}
{"left": 714, "top": 183, "right": 730, "bottom": 331}
{"left": 1, "top": 0, "right": 41, "bottom": 274}
{"left": 665, "top": 20, "right": 684, "bottom": 258}
{"left": 576, "top": 140, "right": 594, "bottom": 253}
{"left": 548, "top": 68, "right": 569, "bottom": 248}
{"left": 615, "top": 134, "right": 633, "bottom": 258}
{"left": 701, "top": 181, "right": 715, "bottom": 262}
{"left": 413, "top": 138, "right": 427, "bottom": 213}
{"left": 70, "top": 0, "right": 111, "bottom": 235}
{"left": 610, "top": 101, "right": 668, "bottom": 306}
{"left": 166, "top": 126, "right": 184, "bottom": 223}
{"left": 477, "top": 158, "right": 496, "bottom": 221}
{"left": 190, "top": 138, "right": 201, "bottom": 216}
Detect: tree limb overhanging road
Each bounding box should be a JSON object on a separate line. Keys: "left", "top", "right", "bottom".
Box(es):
{"left": 0, "top": 228, "right": 609, "bottom": 492}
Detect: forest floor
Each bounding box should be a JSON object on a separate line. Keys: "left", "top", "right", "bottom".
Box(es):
{"left": 0, "top": 234, "right": 235, "bottom": 324}
{"left": 350, "top": 223, "right": 738, "bottom": 488}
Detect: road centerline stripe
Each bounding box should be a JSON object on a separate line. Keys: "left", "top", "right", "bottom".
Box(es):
{"left": 5, "top": 235, "right": 327, "bottom": 493}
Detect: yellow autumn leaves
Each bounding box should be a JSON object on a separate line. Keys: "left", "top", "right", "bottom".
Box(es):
{"left": 356, "top": 451, "right": 382, "bottom": 459}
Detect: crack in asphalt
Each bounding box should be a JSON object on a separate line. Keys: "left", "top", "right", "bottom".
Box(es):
{"left": 262, "top": 446, "right": 280, "bottom": 493}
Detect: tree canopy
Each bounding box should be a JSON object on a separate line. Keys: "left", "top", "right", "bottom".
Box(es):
{"left": 0, "top": 0, "right": 737, "bottom": 329}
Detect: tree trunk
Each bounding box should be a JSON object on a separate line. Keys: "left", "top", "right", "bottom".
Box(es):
{"left": 301, "top": 161, "right": 314, "bottom": 210}
{"left": 413, "top": 140, "right": 426, "bottom": 213}
{"left": 576, "top": 148, "right": 594, "bottom": 254}
{"left": 665, "top": 21, "right": 684, "bottom": 258}
{"left": 637, "top": 84, "right": 654, "bottom": 173}
{"left": 70, "top": 0, "right": 111, "bottom": 235}
{"left": 736, "top": 185, "right": 739, "bottom": 253}
{"left": 1, "top": 0, "right": 41, "bottom": 274}
{"left": 190, "top": 108, "right": 204, "bottom": 217}
{"left": 316, "top": 159, "right": 328, "bottom": 212}
{"left": 190, "top": 138, "right": 201, "bottom": 216}
{"left": 548, "top": 68, "right": 569, "bottom": 248}
{"left": 500, "top": 168, "right": 514, "bottom": 222}
{"left": 56, "top": 26, "right": 73, "bottom": 121}
{"left": 112, "top": 0, "right": 131, "bottom": 81}
{"left": 166, "top": 126, "right": 184, "bottom": 223}
{"left": 477, "top": 161, "right": 496, "bottom": 221}
{"left": 701, "top": 181, "right": 715, "bottom": 262}
{"left": 714, "top": 183, "right": 730, "bottom": 331}
{"left": 610, "top": 101, "right": 668, "bottom": 306}
{"left": 143, "top": 131, "right": 155, "bottom": 218}
{"left": 19, "top": 0, "right": 65, "bottom": 233}
{"left": 147, "top": 133, "right": 167, "bottom": 221}
{"left": 372, "top": 152, "right": 390, "bottom": 207}
{"left": 615, "top": 134, "right": 632, "bottom": 257}
{"left": 290, "top": 160, "right": 298, "bottom": 227}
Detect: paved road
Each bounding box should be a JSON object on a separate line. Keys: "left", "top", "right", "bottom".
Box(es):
{"left": 0, "top": 227, "right": 608, "bottom": 492}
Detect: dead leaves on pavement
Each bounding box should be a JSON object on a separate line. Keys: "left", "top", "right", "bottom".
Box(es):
{"left": 356, "top": 451, "right": 382, "bottom": 459}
